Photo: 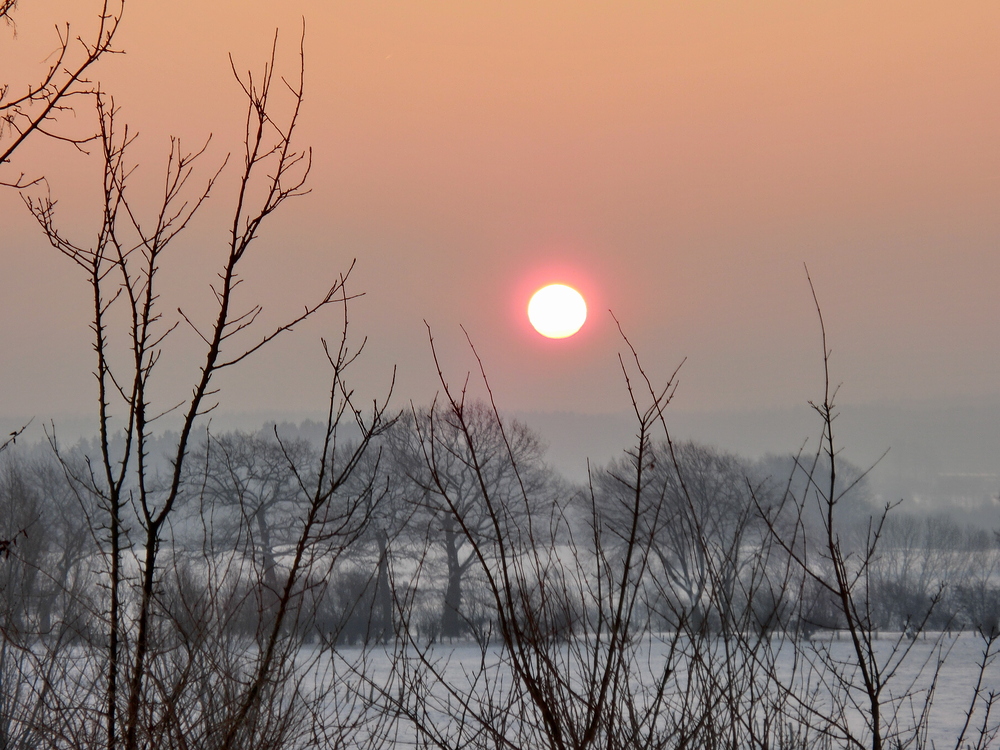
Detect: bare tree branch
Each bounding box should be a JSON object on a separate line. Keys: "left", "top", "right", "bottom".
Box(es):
{"left": 1, "top": 0, "right": 125, "bottom": 179}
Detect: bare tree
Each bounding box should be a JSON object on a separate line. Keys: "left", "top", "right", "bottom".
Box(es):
{"left": 190, "top": 430, "right": 316, "bottom": 607}
{"left": 0, "top": 453, "right": 47, "bottom": 636}
{"left": 0, "top": 446, "right": 91, "bottom": 637}
{"left": 596, "top": 439, "right": 765, "bottom": 632}
{"left": 375, "top": 327, "right": 738, "bottom": 750}
{"left": 2, "top": 0, "right": 123, "bottom": 565}
{"left": 8, "top": 28, "right": 393, "bottom": 750}
{"left": 386, "top": 396, "right": 555, "bottom": 639}
{"left": 749, "top": 269, "right": 1000, "bottom": 750}
{"left": 0, "top": 422, "right": 31, "bottom": 556}
{"left": 1, "top": 0, "right": 124, "bottom": 185}
{"left": 371, "top": 296, "right": 1000, "bottom": 750}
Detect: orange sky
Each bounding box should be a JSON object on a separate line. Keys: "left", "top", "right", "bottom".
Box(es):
{"left": 2, "top": 1, "right": 999, "bottom": 426}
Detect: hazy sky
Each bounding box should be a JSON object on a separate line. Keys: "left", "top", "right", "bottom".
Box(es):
{"left": 2, "top": 2, "right": 999, "bottom": 432}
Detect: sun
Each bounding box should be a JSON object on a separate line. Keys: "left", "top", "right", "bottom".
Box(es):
{"left": 527, "top": 284, "right": 587, "bottom": 339}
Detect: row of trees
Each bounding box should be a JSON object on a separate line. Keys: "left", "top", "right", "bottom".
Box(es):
{"left": 6, "top": 391, "right": 1000, "bottom": 750}
{"left": 5, "top": 412, "right": 1000, "bottom": 650}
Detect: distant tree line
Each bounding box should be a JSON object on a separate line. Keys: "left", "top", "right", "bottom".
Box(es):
{"left": 5, "top": 416, "right": 1000, "bottom": 653}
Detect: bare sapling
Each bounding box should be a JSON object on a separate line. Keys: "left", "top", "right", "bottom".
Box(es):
{"left": 376, "top": 321, "right": 766, "bottom": 750}
{"left": 10, "top": 27, "right": 396, "bottom": 750}
{"left": 749, "top": 267, "right": 1000, "bottom": 750}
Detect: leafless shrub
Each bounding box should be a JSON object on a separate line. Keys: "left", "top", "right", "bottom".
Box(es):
{"left": 1, "top": 28, "right": 396, "bottom": 750}
{"left": 364, "top": 323, "right": 827, "bottom": 750}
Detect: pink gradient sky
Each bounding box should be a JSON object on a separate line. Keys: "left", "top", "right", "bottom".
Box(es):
{"left": 2, "top": 1, "right": 999, "bottom": 428}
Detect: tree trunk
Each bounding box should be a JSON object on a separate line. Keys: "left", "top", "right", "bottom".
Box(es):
{"left": 372, "top": 528, "right": 392, "bottom": 644}
{"left": 255, "top": 507, "right": 280, "bottom": 631}
{"left": 441, "top": 522, "right": 463, "bottom": 639}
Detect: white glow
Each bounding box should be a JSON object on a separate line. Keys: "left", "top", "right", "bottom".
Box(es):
{"left": 528, "top": 284, "right": 587, "bottom": 339}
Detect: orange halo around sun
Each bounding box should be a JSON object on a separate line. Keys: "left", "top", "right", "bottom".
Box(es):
{"left": 528, "top": 284, "right": 587, "bottom": 338}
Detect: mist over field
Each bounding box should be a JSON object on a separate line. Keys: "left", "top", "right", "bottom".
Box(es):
{"left": 518, "top": 400, "right": 1000, "bottom": 512}
{"left": 12, "top": 395, "right": 997, "bottom": 513}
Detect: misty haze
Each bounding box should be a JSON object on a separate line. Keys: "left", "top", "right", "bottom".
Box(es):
{"left": 3, "top": 2, "right": 1000, "bottom": 749}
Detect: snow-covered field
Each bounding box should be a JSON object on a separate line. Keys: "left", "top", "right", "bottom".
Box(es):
{"left": 323, "top": 631, "right": 1000, "bottom": 749}
{"left": 11, "top": 630, "right": 995, "bottom": 747}
{"left": 784, "top": 631, "right": 999, "bottom": 748}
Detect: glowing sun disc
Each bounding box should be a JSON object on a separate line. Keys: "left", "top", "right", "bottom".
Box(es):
{"left": 528, "top": 284, "right": 587, "bottom": 338}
